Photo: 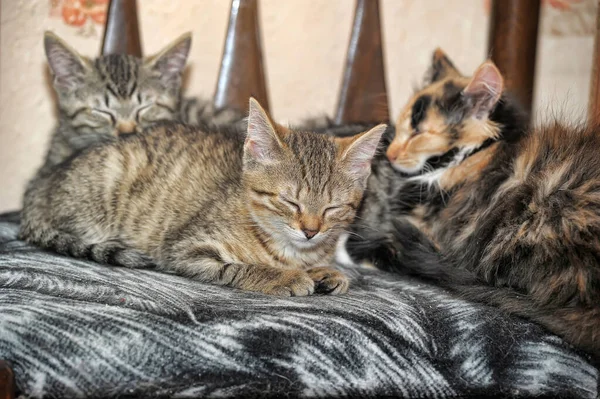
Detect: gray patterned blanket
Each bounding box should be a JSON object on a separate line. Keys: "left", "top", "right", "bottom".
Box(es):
{"left": 0, "top": 212, "right": 598, "bottom": 398}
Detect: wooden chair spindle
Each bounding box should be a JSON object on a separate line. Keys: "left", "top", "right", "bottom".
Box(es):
{"left": 0, "top": 361, "right": 15, "bottom": 399}
{"left": 101, "top": 0, "right": 143, "bottom": 57}
{"left": 335, "top": 0, "right": 389, "bottom": 125}
{"left": 589, "top": 0, "right": 600, "bottom": 125}
{"left": 488, "top": 0, "right": 541, "bottom": 114}
{"left": 214, "top": 0, "right": 270, "bottom": 114}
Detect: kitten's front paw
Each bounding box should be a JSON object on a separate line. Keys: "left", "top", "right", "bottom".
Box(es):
{"left": 262, "top": 269, "right": 315, "bottom": 297}
{"left": 306, "top": 267, "right": 349, "bottom": 295}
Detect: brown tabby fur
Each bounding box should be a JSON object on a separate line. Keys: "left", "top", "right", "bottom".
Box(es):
{"left": 379, "top": 50, "right": 600, "bottom": 357}
{"left": 42, "top": 32, "right": 192, "bottom": 173}
{"left": 20, "top": 99, "right": 385, "bottom": 296}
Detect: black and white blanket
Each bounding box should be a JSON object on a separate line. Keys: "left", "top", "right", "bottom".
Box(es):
{"left": 0, "top": 212, "right": 598, "bottom": 398}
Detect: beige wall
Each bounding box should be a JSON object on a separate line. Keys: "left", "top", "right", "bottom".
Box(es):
{"left": 0, "top": 0, "right": 596, "bottom": 212}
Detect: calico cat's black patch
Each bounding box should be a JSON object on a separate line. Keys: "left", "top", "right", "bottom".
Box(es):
{"left": 423, "top": 147, "right": 461, "bottom": 171}
{"left": 411, "top": 95, "right": 431, "bottom": 130}
{"left": 489, "top": 94, "right": 528, "bottom": 143}
{"left": 435, "top": 81, "right": 468, "bottom": 124}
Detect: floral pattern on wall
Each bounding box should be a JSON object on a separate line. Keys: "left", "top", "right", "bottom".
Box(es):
{"left": 49, "top": 0, "right": 109, "bottom": 36}
{"left": 484, "top": 0, "right": 596, "bottom": 36}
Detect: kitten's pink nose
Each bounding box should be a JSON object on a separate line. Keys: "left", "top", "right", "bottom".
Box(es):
{"left": 117, "top": 121, "right": 137, "bottom": 135}
{"left": 302, "top": 229, "right": 318, "bottom": 240}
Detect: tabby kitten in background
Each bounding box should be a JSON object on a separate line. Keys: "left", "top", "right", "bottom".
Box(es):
{"left": 41, "top": 31, "right": 192, "bottom": 173}
{"left": 20, "top": 98, "right": 385, "bottom": 296}
{"left": 347, "top": 50, "right": 600, "bottom": 357}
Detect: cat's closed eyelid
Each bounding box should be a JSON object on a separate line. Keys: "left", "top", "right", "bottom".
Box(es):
{"left": 324, "top": 203, "right": 356, "bottom": 217}
{"left": 155, "top": 102, "right": 176, "bottom": 113}
{"left": 323, "top": 205, "right": 343, "bottom": 217}
{"left": 71, "top": 122, "right": 108, "bottom": 130}
{"left": 280, "top": 196, "right": 301, "bottom": 211}
{"left": 250, "top": 188, "right": 277, "bottom": 197}
{"left": 135, "top": 104, "right": 153, "bottom": 122}
{"left": 90, "top": 109, "right": 116, "bottom": 125}
{"left": 67, "top": 107, "right": 89, "bottom": 119}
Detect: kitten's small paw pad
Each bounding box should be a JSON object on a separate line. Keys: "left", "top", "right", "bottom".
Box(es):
{"left": 263, "top": 270, "right": 315, "bottom": 297}
{"left": 307, "top": 267, "right": 349, "bottom": 295}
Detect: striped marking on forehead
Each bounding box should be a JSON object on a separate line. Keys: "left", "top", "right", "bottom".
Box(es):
{"left": 287, "top": 133, "right": 338, "bottom": 196}
{"left": 94, "top": 55, "right": 140, "bottom": 98}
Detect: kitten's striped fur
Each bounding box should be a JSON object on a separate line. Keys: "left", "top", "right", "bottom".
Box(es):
{"left": 20, "top": 99, "right": 385, "bottom": 296}
{"left": 41, "top": 32, "right": 246, "bottom": 175}
{"left": 42, "top": 32, "right": 192, "bottom": 173}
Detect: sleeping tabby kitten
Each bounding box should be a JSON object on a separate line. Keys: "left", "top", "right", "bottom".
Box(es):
{"left": 20, "top": 98, "right": 386, "bottom": 296}
{"left": 346, "top": 50, "right": 600, "bottom": 357}
{"left": 41, "top": 31, "right": 192, "bottom": 173}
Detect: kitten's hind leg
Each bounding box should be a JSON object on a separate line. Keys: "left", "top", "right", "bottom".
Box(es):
{"left": 162, "top": 246, "right": 315, "bottom": 296}
{"left": 85, "top": 240, "right": 156, "bottom": 268}
{"left": 22, "top": 229, "right": 155, "bottom": 268}
{"left": 306, "top": 267, "right": 349, "bottom": 295}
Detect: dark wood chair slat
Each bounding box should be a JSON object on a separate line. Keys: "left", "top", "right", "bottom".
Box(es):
{"left": 214, "top": 0, "right": 270, "bottom": 114}
{"left": 335, "top": 0, "right": 389, "bottom": 125}
{"left": 488, "top": 0, "right": 541, "bottom": 114}
{"left": 101, "top": 0, "right": 143, "bottom": 57}
{"left": 589, "top": 0, "right": 600, "bottom": 125}
{"left": 0, "top": 361, "right": 15, "bottom": 399}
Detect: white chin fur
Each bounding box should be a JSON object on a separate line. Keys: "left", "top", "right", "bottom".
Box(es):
{"left": 408, "top": 168, "right": 446, "bottom": 187}
{"left": 286, "top": 228, "right": 325, "bottom": 248}
{"left": 389, "top": 154, "right": 432, "bottom": 175}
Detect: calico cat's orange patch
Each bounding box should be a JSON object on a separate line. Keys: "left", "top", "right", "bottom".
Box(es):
{"left": 439, "top": 143, "right": 498, "bottom": 190}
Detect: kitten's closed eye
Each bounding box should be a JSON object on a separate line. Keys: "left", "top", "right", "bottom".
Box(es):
{"left": 91, "top": 109, "right": 116, "bottom": 125}
{"left": 280, "top": 196, "right": 300, "bottom": 212}
{"left": 135, "top": 104, "right": 153, "bottom": 123}
{"left": 323, "top": 206, "right": 343, "bottom": 217}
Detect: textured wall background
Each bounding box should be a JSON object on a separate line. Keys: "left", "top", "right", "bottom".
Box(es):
{"left": 0, "top": 0, "right": 596, "bottom": 211}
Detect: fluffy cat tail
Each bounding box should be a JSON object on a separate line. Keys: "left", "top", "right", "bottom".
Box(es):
{"left": 347, "top": 220, "right": 600, "bottom": 359}
{"left": 20, "top": 229, "right": 155, "bottom": 269}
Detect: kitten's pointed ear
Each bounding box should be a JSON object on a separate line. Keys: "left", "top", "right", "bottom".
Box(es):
{"left": 463, "top": 61, "right": 504, "bottom": 118}
{"left": 145, "top": 32, "right": 192, "bottom": 85}
{"left": 339, "top": 124, "right": 387, "bottom": 181}
{"left": 44, "top": 31, "right": 90, "bottom": 91}
{"left": 425, "top": 48, "right": 461, "bottom": 84}
{"left": 245, "top": 97, "right": 285, "bottom": 164}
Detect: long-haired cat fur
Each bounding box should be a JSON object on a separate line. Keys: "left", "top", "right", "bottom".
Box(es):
{"left": 347, "top": 50, "right": 600, "bottom": 358}
{"left": 20, "top": 98, "right": 386, "bottom": 296}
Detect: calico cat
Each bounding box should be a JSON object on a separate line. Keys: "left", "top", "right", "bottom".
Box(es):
{"left": 20, "top": 98, "right": 386, "bottom": 296}
{"left": 42, "top": 31, "right": 192, "bottom": 173}
{"left": 346, "top": 49, "right": 600, "bottom": 357}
